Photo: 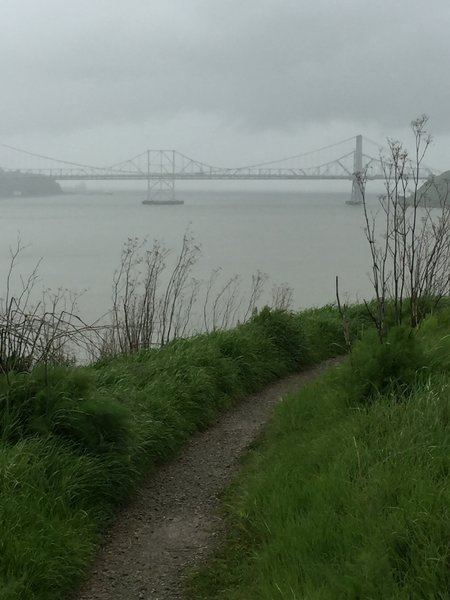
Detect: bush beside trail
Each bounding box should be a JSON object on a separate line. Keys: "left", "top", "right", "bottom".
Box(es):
{"left": 0, "top": 306, "right": 355, "bottom": 600}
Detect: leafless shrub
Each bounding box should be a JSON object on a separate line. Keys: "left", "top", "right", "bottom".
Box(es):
{"left": 202, "top": 270, "right": 242, "bottom": 332}
{"left": 271, "top": 282, "right": 294, "bottom": 311}
{"left": 0, "top": 240, "right": 102, "bottom": 380}
{"left": 201, "top": 269, "right": 273, "bottom": 332}
{"left": 1, "top": 233, "right": 297, "bottom": 366}
{"left": 243, "top": 270, "right": 268, "bottom": 321}
{"left": 358, "top": 115, "right": 450, "bottom": 340}
{"left": 159, "top": 233, "right": 201, "bottom": 345}
{"left": 110, "top": 237, "right": 168, "bottom": 353}
{"left": 335, "top": 275, "right": 352, "bottom": 350}
{"left": 106, "top": 233, "right": 293, "bottom": 355}
{"left": 106, "top": 233, "right": 201, "bottom": 354}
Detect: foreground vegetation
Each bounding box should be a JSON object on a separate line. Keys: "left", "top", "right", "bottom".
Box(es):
{"left": 0, "top": 305, "right": 367, "bottom": 600}
{"left": 187, "top": 307, "right": 450, "bottom": 599}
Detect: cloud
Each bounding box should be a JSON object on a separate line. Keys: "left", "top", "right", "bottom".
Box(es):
{"left": 1, "top": 0, "right": 449, "bottom": 138}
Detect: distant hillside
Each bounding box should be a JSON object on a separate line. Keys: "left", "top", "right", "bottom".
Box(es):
{"left": 0, "top": 169, "right": 62, "bottom": 197}
{"left": 415, "top": 171, "right": 450, "bottom": 207}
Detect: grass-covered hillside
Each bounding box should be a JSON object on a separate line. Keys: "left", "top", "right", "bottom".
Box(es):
{"left": 0, "top": 306, "right": 366, "bottom": 600}
{"left": 187, "top": 308, "right": 450, "bottom": 600}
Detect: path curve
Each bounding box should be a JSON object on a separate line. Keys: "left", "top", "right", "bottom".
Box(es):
{"left": 76, "top": 358, "right": 342, "bottom": 600}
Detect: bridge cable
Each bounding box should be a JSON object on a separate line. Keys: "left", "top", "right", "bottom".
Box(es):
{"left": 0, "top": 142, "right": 109, "bottom": 171}
{"left": 235, "top": 136, "right": 358, "bottom": 170}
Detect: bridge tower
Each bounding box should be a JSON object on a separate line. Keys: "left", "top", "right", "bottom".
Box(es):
{"left": 142, "top": 150, "right": 184, "bottom": 205}
{"left": 349, "top": 134, "right": 364, "bottom": 205}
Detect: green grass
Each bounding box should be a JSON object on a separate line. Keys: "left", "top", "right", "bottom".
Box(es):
{"left": 186, "top": 309, "right": 450, "bottom": 599}
{"left": 0, "top": 306, "right": 358, "bottom": 600}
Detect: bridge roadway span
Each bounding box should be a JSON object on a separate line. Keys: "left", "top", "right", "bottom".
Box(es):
{"left": 1, "top": 136, "right": 435, "bottom": 184}
{"left": 32, "top": 172, "right": 389, "bottom": 181}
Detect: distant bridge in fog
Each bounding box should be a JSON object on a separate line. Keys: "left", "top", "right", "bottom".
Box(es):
{"left": 0, "top": 136, "right": 438, "bottom": 204}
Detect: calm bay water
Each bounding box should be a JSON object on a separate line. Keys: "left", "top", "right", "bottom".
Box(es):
{"left": 0, "top": 188, "right": 374, "bottom": 323}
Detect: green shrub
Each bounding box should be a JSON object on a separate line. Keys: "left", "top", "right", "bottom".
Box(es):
{"left": 52, "top": 393, "right": 135, "bottom": 455}
{"left": 214, "top": 323, "right": 286, "bottom": 391}
{"left": 0, "top": 367, "right": 135, "bottom": 455}
{"left": 297, "top": 305, "right": 347, "bottom": 363}
{"left": 343, "top": 325, "right": 428, "bottom": 404}
{"left": 417, "top": 310, "right": 450, "bottom": 373}
{"left": 250, "top": 307, "right": 305, "bottom": 369}
{"left": 0, "top": 439, "right": 101, "bottom": 600}
{"left": 0, "top": 367, "right": 94, "bottom": 441}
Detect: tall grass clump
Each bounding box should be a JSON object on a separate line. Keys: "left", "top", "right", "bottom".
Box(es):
{"left": 341, "top": 324, "right": 428, "bottom": 404}
{"left": 249, "top": 307, "right": 305, "bottom": 369}
{"left": 0, "top": 439, "right": 110, "bottom": 600}
{"left": 296, "top": 303, "right": 370, "bottom": 364}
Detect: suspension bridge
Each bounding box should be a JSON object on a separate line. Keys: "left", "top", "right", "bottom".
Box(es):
{"left": 0, "top": 136, "right": 438, "bottom": 204}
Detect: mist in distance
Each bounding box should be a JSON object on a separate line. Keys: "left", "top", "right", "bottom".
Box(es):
{"left": 1, "top": 0, "right": 449, "bottom": 169}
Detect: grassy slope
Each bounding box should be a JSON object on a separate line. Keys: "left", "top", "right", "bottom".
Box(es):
{"left": 0, "top": 306, "right": 360, "bottom": 600}
{"left": 187, "top": 309, "right": 450, "bottom": 600}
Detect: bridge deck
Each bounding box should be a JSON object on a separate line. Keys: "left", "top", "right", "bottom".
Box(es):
{"left": 2, "top": 172, "right": 403, "bottom": 181}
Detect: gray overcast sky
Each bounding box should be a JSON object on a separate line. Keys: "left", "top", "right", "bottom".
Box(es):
{"left": 2, "top": 0, "right": 450, "bottom": 169}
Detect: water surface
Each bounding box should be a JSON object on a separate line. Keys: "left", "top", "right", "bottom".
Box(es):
{"left": 0, "top": 188, "right": 374, "bottom": 323}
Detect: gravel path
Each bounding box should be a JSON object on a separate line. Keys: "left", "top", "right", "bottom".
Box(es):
{"left": 76, "top": 358, "right": 341, "bottom": 600}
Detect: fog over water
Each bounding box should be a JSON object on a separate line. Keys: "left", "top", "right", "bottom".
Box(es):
{"left": 0, "top": 188, "right": 375, "bottom": 324}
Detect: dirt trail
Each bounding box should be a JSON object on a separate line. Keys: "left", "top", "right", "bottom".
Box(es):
{"left": 76, "top": 358, "right": 341, "bottom": 600}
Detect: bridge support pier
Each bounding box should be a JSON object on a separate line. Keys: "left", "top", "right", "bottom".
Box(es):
{"left": 142, "top": 177, "right": 184, "bottom": 205}
{"left": 142, "top": 150, "right": 184, "bottom": 205}
{"left": 348, "top": 135, "right": 364, "bottom": 205}
{"left": 350, "top": 174, "right": 364, "bottom": 205}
